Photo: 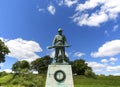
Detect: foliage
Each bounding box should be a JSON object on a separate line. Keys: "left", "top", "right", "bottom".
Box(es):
{"left": 72, "top": 59, "right": 87, "bottom": 75}
{"left": 71, "top": 59, "right": 95, "bottom": 77}
{"left": 12, "top": 60, "right": 30, "bottom": 74}
{"left": 31, "top": 55, "right": 52, "bottom": 73}
{"left": 6, "top": 73, "right": 45, "bottom": 87}
{"left": 0, "top": 39, "right": 10, "bottom": 63}
{"left": 0, "top": 71, "right": 7, "bottom": 77}
{"left": 0, "top": 74, "right": 13, "bottom": 84}
{"left": 85, "top": 67, "right": 96, "bottom": 78}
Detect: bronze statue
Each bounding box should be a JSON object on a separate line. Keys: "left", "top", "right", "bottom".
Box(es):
{"left": 48, "top": 28, "right": 69, "bottom": 63}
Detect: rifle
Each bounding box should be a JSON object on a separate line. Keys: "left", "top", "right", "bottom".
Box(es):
{"left": 47, "top": 45, "right": 70, "bottom": 49}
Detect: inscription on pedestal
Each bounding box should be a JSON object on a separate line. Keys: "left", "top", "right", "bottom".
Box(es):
{"left": 45, "top": 65, "right": 74, "bottom": 87}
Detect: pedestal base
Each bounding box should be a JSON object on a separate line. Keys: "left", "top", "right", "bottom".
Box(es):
{"left": 45, "top": 65, "right": 74, "bottom": 87}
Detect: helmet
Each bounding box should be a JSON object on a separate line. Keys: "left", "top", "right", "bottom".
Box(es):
{"left": 58, "top": 28, "right": 63, "bottom": 32}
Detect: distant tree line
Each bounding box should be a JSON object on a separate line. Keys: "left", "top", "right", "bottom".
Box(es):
{"left": 12, "top": 55, "right": 96, "bottom": 77}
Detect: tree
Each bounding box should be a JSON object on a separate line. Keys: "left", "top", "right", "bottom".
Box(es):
{"left": 31, "top": 55, "right": 52, "bottom": 73}
{"left": 12, "top": 60, "right": 30, "bottom": 74}
{"left": 85, "top": 67, "right": 96, "bottom": 78}
{"left": 72, "top": 59, "right": 87, "bottom": 75}
{"left": 0, "top": 71, "right": 7, "bottom": 77}
{"left": 71, "top": 59, "right": 95, "bottom": 76}
{"left": 0, "top": 39, "right": 10, "bottom": 63}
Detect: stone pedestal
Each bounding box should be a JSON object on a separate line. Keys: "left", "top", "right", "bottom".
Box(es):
{"left": 45, "top": 64, "right": 74, "bottom": 87}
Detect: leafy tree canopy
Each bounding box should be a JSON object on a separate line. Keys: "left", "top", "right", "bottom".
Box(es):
{"left": 12, "top": 60, "right": 30, "bottom": 73}
{"left": 31, "top": 55, "right": 52, "bottom": 73}
{"left": 71, "top": 59, "right": 95, "bottom": 76}
{"left": 0, "top": 39, "right": 10, "bottom": 63}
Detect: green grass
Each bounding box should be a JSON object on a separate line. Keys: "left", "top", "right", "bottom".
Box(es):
{"left": 0, "top": 73, "right": 46, "bottom": 87}
{"left": 9, "top": 73, "right": 46, "bottom": 87}
{"left": 0, "top": 74, "right": 13, "bottom": 84}
{"left": 4, "top": 85, "right": 24, "bottom": 87}
{"left": 0, "top": 74, "right": 120, "bottom": 87}
{"left": 74, "top": 85, "right": 120, "bottom": 87}
{"left": 74, "top": 75, "right": 120, "bottom": 87}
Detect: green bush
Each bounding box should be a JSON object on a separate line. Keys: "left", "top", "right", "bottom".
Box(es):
{"left": 21, "top": 80, "right": 34, "bottom": 87}
{"left": 0, "top": 71, "right": 7, "bottom": 77}
{"left": 10, "top": 78, "right": 19, "bottom": 85}
{"left": 9, "top": 73, "right": 45, "bottom": 87}
{"left": 85, "top": 69, "right": 96, "bottom": 78}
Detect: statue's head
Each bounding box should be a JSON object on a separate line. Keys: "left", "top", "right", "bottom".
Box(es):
{"left": 58, "top": 28, "right": 63, "bottom": 32}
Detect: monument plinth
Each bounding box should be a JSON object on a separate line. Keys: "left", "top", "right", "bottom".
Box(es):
{"left": 45, "top": 28, "right": 74, "bottom": 87}
{"left": 45, "top": 64, "right": 74, "bottom": 87}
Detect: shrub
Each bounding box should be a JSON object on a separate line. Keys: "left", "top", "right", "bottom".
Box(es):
{"left": 85, "top": 69, "right": 96, "bottom": 78}
{"left": 0, "top": 71, "right": 7, "bottom": 77}
{"left": 21, "top": 81, "right": 34, "bottom": 87}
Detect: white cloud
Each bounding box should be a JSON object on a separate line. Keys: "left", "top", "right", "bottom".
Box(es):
{"left": 57, "top": 0, "right": 78, "bottom": 7}
{"left": 110, "top": 57, "right": 118, "bottom": 62}
{"left": 73, "top": 11, "right": 108, "bottom": 26}
{"left": 47, "top": 5, "right": 56, "bottom": 15}
{"left": 112, "top": 24, "right": 119, "bottom": 32}
{"left": 5, "top": 38, "right": 42, "bottom": 62}
{"left": 50, "top": 51, "right": 55, "bottom": 58}
{"left": 88, "top": 61, "right": 120, "bottom": 75}
{"left": 74, "top": 52, "right": 85, "bottom": 57}
{"left": 107, "top": 66, "right": 120, "bottom": 72}
{"left": 76, "top": 0, "right": 105, "bottom": 11}
{"left": 91, "top": 40, "right": 120, "bottom": 57}
{"left": 109, "top": 57, "right": 118, "bottom": 64}
{"left": 65, "top": 0, "right": 78, "bottom": 7}
{"left": 0, "top": 69, "right": 13, "bottom": 73}
{"left": 87, "top": 62, "right": 106, "bottom": 72}
{"left": 101, "top": 57, "right": 118, "bottom": 65}
{"left": 0, "top": 37, "right": 4, "bottom": 41}
{"left": 101, "top": 59, "right": 108, "bottom": 63}
{"left": 113, "top": 73, "right": 120, "bottom": 76}
{"left": 72, "top": 0, "right": 120, "bottom": 27}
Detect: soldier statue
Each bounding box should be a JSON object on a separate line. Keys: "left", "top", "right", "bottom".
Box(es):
{"left": 48, "top": 28, "right": 69, "bottom": 63}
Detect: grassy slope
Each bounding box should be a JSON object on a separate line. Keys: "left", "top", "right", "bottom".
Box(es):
{"left": 74, "top": 75, "right": 120, "bottom": 87}
{"left": 0, "top": 74, "right": 13, "bottom": 84}
{"left": 0, "top": 74, "right": 120, "bottom": 87}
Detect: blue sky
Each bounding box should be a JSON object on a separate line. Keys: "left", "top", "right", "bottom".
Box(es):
{"left": 0, "top": 0, "right": 120, "bottom": 75}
